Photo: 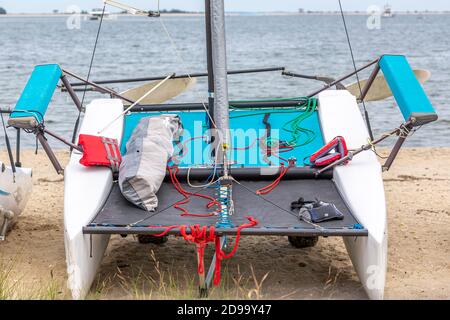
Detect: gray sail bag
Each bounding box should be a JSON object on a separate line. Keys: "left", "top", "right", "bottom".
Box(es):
{"left": 119, "top": 115, "right": 182, "bottom": 211}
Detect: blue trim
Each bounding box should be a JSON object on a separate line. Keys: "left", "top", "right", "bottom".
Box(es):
{"left": 121, "top": 109, "right": 324, "bottom": 167}
{"left": 10, "top": 64, "right": 62, "bottom": 124}
{"left": 379, "top": 55, "right": 437, "bottom": 126}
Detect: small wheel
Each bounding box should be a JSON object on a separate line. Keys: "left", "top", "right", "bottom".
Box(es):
{"left": 137, "top": 235, "right": 168, "bottom": 245}
{"left": 199, "top": 287, "right": 209, "bottom": 298}
{"left": 288, "top": 236, "right": 319, "bottom": 248}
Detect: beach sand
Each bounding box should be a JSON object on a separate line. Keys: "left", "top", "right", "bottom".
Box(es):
{"left": 0, "top": 148, "right": 449, "bottom": 299}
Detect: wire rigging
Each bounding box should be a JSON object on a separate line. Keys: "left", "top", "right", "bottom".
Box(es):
{"left": 338, "top": 0, "right": 374, "bottom": 141}
{"left": 71, "top": 4, "right": 107, "bottom": 146}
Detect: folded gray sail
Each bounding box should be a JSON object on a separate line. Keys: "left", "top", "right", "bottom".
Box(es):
{"left": 118, "top": 115, "right": 182, "bottom": 211}
{"left": 210, "top": 0, "right": 231, "bottom": 149}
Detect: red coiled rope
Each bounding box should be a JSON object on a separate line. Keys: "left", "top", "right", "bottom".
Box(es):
{"left": 256, "top": 163, "right": 290, "bottom": 195}
{"left": 213, "top": 216, "right": 258, "bottom": 285}
{"left": 147, "top": 217, "right": 258, "bottom": 286}
{"left": 168, "top": 165, "right": 220, "bottom": 217}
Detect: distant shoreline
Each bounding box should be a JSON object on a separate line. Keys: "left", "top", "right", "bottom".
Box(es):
{"left": 1, "top": 12, "right": 450, "bottom": 18}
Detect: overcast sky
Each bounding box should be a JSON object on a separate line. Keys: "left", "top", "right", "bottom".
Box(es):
{"left": 1, "top": 0, "right": 449, "bottom": 13}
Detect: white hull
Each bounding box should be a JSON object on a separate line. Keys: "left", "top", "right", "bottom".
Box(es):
{"left": 64, "top": 99, "right": 124, "bottom": 299}
{"left": 0, "top": 162, "right": 32, "bottom": 239}
{"left": 318, "top": 90, "right": 387, "bottom": 299}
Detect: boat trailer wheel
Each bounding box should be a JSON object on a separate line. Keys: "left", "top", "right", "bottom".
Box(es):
{"left": 137, "top": 234, "right": 169, "bottom": 245}
{"left": 288, "top": 236, "right": 319, "bottom": 248}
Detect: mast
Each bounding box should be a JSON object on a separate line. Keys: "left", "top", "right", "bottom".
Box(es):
{"left": 210, "top": 0, "right": 231, "bottom": 160}
{"left": 204, "top": 0, "right": 215, "bottom": 129}
{"left": 209, "top": 0, "right": 233, "bottom": 232}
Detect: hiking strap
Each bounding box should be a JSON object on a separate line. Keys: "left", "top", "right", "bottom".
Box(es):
{"left": 102, "top": 137, "right": 121, "bottom": 172}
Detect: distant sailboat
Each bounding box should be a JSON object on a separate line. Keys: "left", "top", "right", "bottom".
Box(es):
{"left": 382, "top": 4, "right": 394, "bottom": 17}
{"left": 89, "top": 8, "right": 111, "bottom": 20}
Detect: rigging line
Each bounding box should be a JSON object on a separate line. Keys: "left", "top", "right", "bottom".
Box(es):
{"left": 71, "top": 4, "right": 107, "bottom": 146}
{"left": 127, "top": 195, "right": 187, "bottom": 227}
{"left": 127, "top": 182, "right": 215, "bottom": 227}
{"left": 158, "top": 17, "right": 218, "bottom": 130}
{"left": 338, "top": 0, "right": 375, "bottom": 141}
{"left": 232, "top": 178, "right": 325, "bottom": 230}
{"left": 1, "top": 112, "right": 16, "bottom": 176}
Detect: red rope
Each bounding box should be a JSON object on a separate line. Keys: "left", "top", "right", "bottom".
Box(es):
{"left": 168, "top": 166, "right": 220, "bottom": 217}
{"left": 256, "top": 163, "right": 290, "bottom": 195}
{"left": 213, "top": 216, "right": 258, "bottom": 285}
{"left": 146, "top": 217, "right": 258, "bottom": 285}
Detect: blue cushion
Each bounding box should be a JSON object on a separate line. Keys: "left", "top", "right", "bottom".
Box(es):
{"left": 379, "top": 55, "right": 437, "bottom": 126}
{"left": 9, "top": 64, "right": 62, "bottom": 128}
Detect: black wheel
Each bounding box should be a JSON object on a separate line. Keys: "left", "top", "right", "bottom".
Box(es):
{"left": 199, "top": 287, "right": 209, "bottom": 298}
{"left": 137, "top": 235, "right": 168, "bottom": 245}
{"left": 288, "top": 236, "right": 319, "bottom": 248}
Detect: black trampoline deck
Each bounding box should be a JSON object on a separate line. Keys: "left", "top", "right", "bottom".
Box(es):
{"left": 83, "top": 177, "right": 368, "bottom": 237}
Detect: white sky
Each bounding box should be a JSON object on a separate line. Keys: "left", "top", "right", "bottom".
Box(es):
{"left": 0, "top": 0, "right": 449, "bottom": 13}
{"left": 0, "top": 0, "right": 450, "bottom": 13}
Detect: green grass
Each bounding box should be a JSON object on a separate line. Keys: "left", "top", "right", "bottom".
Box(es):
{"left": 0, "top": 259, "right": 18, "bottom": 300}
{"left": 0, "top": 250, "right": 271, "bottom": 300}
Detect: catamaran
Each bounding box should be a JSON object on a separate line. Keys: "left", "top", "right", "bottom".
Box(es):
{"left": 4, "top": 0, "right": 437, "bottom": 299}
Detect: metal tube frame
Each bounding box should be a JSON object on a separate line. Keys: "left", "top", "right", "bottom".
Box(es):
{"left": 60, "top": 74, "right": 83, "bottom": 112}
{"left": 83, "top": 226, "right": 368, "bottom": 237}
{"left": 358, "top": 63, "right": 380, "bottom": 102}
{"left": 62, "top": 69, "right": 137, "bottom": 105}
{"left": 65, "top": 67, "right": 286, "bottom": 88}
{"left": 42, "top": 128, "right": 83, "bottom": 153}
{"left": 36, "top": 130, "right": 64, "bottom": 175}
{"left": 306, "top": 58, "right": 379, "bottom": 98}
{"left": 130, "top": 99, "right": 309, "bottom": 112}
{"left": 15, "top": 128, "right": 21, "bottom": 167}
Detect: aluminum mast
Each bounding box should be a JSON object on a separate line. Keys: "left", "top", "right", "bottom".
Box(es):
{"left": 210, "top": 0, "right": 231, "bottom": 161}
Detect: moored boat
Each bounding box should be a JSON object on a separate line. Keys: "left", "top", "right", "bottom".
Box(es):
{"left": 89, "top": 8, "right": 111, "bottom": 20}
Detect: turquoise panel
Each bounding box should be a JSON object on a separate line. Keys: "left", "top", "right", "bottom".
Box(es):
{"left": 379, "top": 55, "right": 437, "bottom": 126}
{"left": 121, "top": 109, "right": 324, "bottom": 168}
{"left": 10, "top": 64, "right": 62, "bottom": 123}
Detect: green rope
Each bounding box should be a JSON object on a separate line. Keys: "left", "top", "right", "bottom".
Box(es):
{"left": 229, "top": 97, "right": 318, "bottom": 149}
{"left": 282, "top": 98, "right": 317, "bottom": 148}
{"left": 230, "top": 96, "right": 308, "bottom": 104}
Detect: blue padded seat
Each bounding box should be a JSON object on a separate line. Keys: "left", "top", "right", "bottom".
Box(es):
{"left": 379, "top": 55, "right": 438, "bottom": 126}
{"left": 8, "top": 64, "right": 62, "bottom": 129}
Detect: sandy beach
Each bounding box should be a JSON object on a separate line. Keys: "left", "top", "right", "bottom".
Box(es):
{"left": 0, "top": 148, "right": 449, "bottom": 300}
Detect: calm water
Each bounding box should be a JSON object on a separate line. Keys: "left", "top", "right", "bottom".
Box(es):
{"left": 0, "top": 14, "right": 449, "bottom": 150}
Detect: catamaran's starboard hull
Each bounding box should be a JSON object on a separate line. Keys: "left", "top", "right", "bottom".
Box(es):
{"left": 64, "top": 99, "right": 124, "bottom": 299}
{"left": 0, "top": 162, "right": 32, "bottom": 238}
{"left": 318, "top": 90, "right": 387, "bottom": 299}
